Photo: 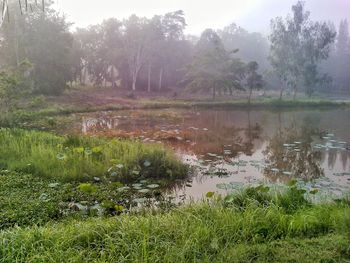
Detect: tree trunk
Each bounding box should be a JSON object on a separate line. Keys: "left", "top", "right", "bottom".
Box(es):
{"left": 132, "top": 78, "right": 136, "bottom": 91}
{"left": 279, "top": 87, "right": 284, "bottom": 100}
{"left": 14, "top": 19, "right": 20, "bottom": 66}
{"left": 293, "top": 84, "right": 297, "bottom": 100}
{"left": 248, "top": 88, "right": 253, "bottom": 104}
{"left": 82, "top": 67, "right": 87, "bottom": 85}
{"left": 212, "top": 87, "right": 216, "bottom": 100}
{"left": 0, "top": 1, "right": 8, "bottom": 29}
{"left": 131, "top": 67, "right": 139, "bottom": 91}
{"left": 147, "top": 63, "right": 152, "bottom": 93}
{"left": 158, "top": 67, "right": 163, "bottom": 91}
{"left": 111, "top": 66, "right": 115, "bottom": 88}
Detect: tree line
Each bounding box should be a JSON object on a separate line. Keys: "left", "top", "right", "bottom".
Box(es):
{"left": 0, "top": 0, "right": 349, "bottom": 101}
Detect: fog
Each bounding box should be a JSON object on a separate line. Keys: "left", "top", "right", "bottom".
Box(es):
{"left": 54, "top": 0, "right": 350, "bottom": 34}
{"left": 1, "top": 1, "right": 350, "bottom": 259}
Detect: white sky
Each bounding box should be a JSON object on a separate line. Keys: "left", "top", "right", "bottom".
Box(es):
{"left": 53, "top": 0, "right": 350, "bottom": 35}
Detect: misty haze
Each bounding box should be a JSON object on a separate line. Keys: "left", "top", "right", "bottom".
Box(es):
{"left": 0, "top": 1, "right": 349, "bottom": 262}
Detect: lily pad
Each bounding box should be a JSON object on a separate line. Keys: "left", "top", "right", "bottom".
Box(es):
{"left": 133, "top": 198, "right": 147, "bottom": 203}
{"left": 116, "top": 186, "right": 130, "bottom": 192}
{"left": 138, "top": 189, "right": 150, "bottom": 194}
{"left": 216, "top": 183, "right": 231, "bottom": 190}
{"left": 143, "top": 160, "right": 151, "bottom": 167}
{"left": 147, "top": 184, "right": 160, "bottom": 189}
{"left": 56, "top": 153, "right": 65, "bottom": 160}
{"left": 206, "top": 191, "right": 215, "bottom": 198}
{"left": 84, "top": 149, "right": 92, "bottom": 155}
{"left": 48, "top": 183, "right": 60, "bottom": 188}
{"left": 39, "top": 193, "right": 50, "bottom": 202}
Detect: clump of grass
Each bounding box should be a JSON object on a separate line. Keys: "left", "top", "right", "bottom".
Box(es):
{"left": 223, "top": 184, "right": 311, "bottom": 213}
{"left": 140, "top": 98, "right": 349, "bottom": 110}
{"left": 0, "top": 199, "right": 349, "bottom": 262}
{"left": 0, "top": 128, "right": 188, "bottom": 182}
{"left": 0, "top": 170, "right": 349, "bottom": 261}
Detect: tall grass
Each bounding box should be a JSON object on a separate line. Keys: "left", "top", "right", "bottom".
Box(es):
{"left": 0, "top": 128, "right": 187, "bottom": 182}
{"left": 0, "top": 199, "right": 349, "bottom": 262}
{"left": 141, "top": 98, "right": 350, "bottom": 110}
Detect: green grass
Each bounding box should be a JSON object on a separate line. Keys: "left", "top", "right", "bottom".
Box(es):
{"left": 0, "top": 198, "right": 349, "bottom": 262}
{"left": 140, "top": 98, "right": 350, "bottom": 110}
{"left": 0, "top": 105, "right": 127, "bottom": 127}
{"left": 0, "top": 171, "right": 174, "bottom": 229}
{"left": 0, "top": 128, "right": 187, "bottom": 182}
{"left": 1, "top": 98, "right": 348, "bottom": 128}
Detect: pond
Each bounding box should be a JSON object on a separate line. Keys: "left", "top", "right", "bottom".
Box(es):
{"left": 63, "top": 107, "right": 350, "bottom": 200}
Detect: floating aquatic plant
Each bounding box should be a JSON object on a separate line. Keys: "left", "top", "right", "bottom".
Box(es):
{"left": 78, "top": 183, "right": 97, "bottom": 194}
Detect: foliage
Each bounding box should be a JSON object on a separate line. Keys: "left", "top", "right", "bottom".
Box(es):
{"left": 0, "top": 170, "right": 168, "bottom": 229}
{"left": 0, "top": 129, "right": 188, "bottom": 181}
{"left": 0, "top": 191, "right": 349, "bottom": 262}
{"left": 0, "top": 1, "right": 75, "bottom": 95}
{"left": 223, "top": 183, "right": 311, "bottom": 213}
{"left": 323, "top": 19, "right": 350, "bottom": 95}
{"left": 218, "top": 23, "right": 270, "bottom": 71}
{"left": 269, "top": 1, "right": 336, "bottom": 99}
{"left": 245, "top": 61, "right": 263, "bottom": 103}
{"left": 183, "top": 29, "right": 246, "bottom": 99}
{"left": 0, "top": 61, "right": 32, "bottom": 111}
{"left": 0, "top": 171, "right": 75, "bottom": 229}
{"left": 73, "top": 10, "right": 190, "bottom": 93}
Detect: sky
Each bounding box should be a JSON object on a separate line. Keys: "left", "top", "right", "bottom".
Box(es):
{"left": 53, "top": 0, "right": 350, "bottom": 35}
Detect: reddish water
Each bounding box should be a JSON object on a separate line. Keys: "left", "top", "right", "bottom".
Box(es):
{"left": 66, "top": 108, "right": 350, "bottom": 199}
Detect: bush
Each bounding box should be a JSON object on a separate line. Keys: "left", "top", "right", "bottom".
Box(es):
{"left": 0, "top": 128, "right": 188, "bottom": 182}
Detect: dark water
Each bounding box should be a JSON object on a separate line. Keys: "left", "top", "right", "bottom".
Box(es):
{"left": 67, "top": 108, "right": 350, "bottom": 199}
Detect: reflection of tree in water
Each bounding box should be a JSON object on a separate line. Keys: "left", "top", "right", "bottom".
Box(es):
{"left": 242, "top": 111, "right": 262, "bottom": 156}
{"left": 340, "top": 150, "right": 349, "bottom": 170}
{"left": 327, "top": 150, "right": 337, "bottom": 170}
{"left": 174, "top": 110, "right": 263, "bottom": 158}
{"left": 82, "top": 117, "right": 120, "bottom": 134}
{"left": 263, "top": 114, "right": 324, "bottom": 181}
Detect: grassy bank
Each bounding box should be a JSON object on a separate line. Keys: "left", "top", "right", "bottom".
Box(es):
{"left": 1, "top": 191, "right": 349, "bottom": 262}
{"left": 141, "top": 98, "right": 350, "bottom": 110}
{"left": 1, "top": 98, "right": 349, "bottom": 128}
{"left": 0, "top": 128, "right": 187, "bottom": 182}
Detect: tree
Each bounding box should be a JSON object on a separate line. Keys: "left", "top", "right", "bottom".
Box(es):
{"left": 218, "top": 23, "right": 270, "bottom": 71}
{"left": 156, "top": 10, "right": 187, "bottom": 91}
{"left": 334, "top": 19, "right": 349, "bottom": 93}
{"left": 122, "top": 15, "right": 149, "bottom": 92}
{"left": 336, "top": 19, "right": 349, "bottom": 56}
{"left": 269, "top": 1, "right": 336, "bottom": 99}
{"left": 73, "top": 11, "right": 192, "bottom": 93}
{"left": 143, "top": 15, "right": 164, "bottom": 92}
{"left": 0, "top": 60, "right": 32, "bottom": 112}
{"left": 245, "top": 61, "right": 263, "bottom": 104}
{"left": 0, "top": 0, "right": 45, "bottom": 29}
{"left": 0, "top": 1, "right": 75, "bottom": 95}
{"left": 100, "top": 18, "right": 123, "bottom": 87}
{"left": 183, "top": 29, "right": 245, "bottom": 99}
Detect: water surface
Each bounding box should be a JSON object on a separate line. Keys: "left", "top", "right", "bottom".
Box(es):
{"left": 66, "top": 108, "right": 350, "bottom": 199}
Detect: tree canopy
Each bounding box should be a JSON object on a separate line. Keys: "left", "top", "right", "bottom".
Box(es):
{"left": 269, "top": 1, "right": 336, "bottom": 99}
